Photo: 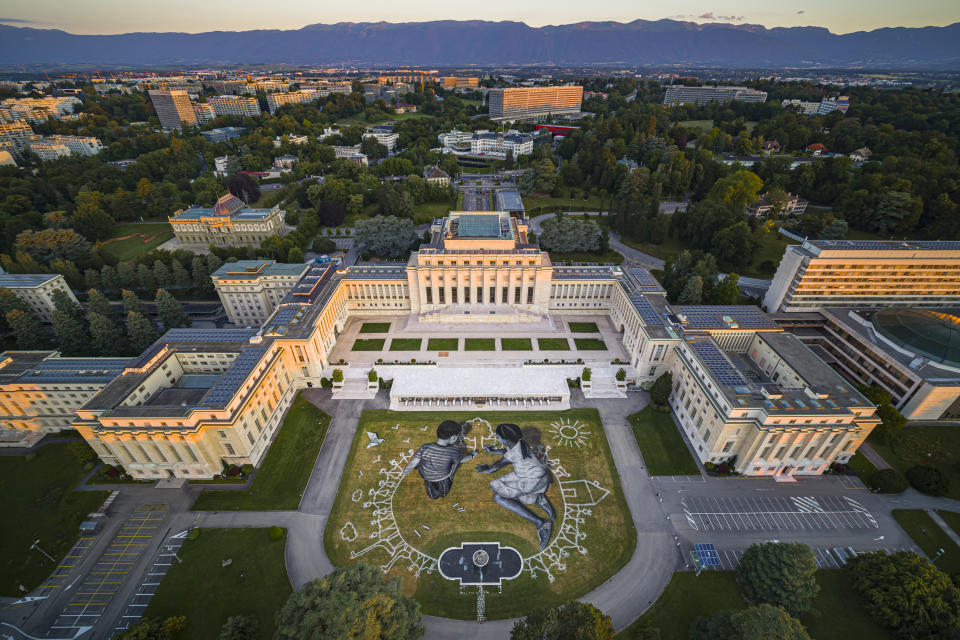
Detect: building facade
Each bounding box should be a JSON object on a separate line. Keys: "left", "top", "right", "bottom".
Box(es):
{"left": 764, "top": 240, "right": 960, "bottom": 313}
{"left": 266, "top": 90, "right": 322, "bottom": 114}
{"left": 169, "top": 194, "right": 287, "bottom": 249}
{"left": 0, "top": 119, "right": 40, "bottom": 155}
{"left": 488, "top": 86, "right": 583, "bottom": 122}
{"left": 663, "top": 86, "right": 768, "bottom": 106}
{"left": 0, "top": 273, "right": 79, "bottom": 322}
{"left": 209, "top": 96, "right": 262, "bottom": 117}
{"left": 0, "top": 97, "right": 82, "bottom": 124}
{"left": 149, "top": 90, "right": 198, "bottom": 130}
{"left": 471, "top": 131, "right": 534, "bottom": 157}
{"left": 43, "top": 135, "right": 103, "bottom": 157}
{"left": 212, "top": 260, "right": 311, "bottom": 326}
{"left": 745, "top": 192, "right": 808, "bottom": 217}
{"left": 441, "top": 77, "right": 480, "bottom": 89}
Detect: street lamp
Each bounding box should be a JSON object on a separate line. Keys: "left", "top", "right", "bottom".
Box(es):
{"left": 932, "top": 548, "right": 946, "bottom": 563}
{"left": 30, "top": 539, "right": 55, "bottom": 563}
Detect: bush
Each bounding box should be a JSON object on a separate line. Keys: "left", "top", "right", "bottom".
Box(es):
{"left": 616, "top": 367, "right": 627, "bottom": 381}
{"left": 227, "top": 465, "right": 241, "bottom": 477}
{"left": 368, "top": 369, "right": 378, "bottom": 382}
{"left": 906, "top": 465, "right": 949, "bottom": 496}
{"left": 240, "top": 463, "right": 254, "bottom": 476}
{"left": 24, "top": 452, "right": 36, "bottom": 462}
{"left": 269, "top": 526, "right": 284, "bottom": 540}
{"left": 582, "top": 367, "right": 592, "bottom": 382}
{"left": 320, "top": 377, "right": 331, "bottom": 388}
{"left": 331, "top": 368, "right": 344, "bottom": 383}
{"left": 649, "top": 371, "right": 673, "bottom": 407}
{"left": 186, "top": 528, "right": 200, "bottom": 541}
{"left": 869, "top": 468, "right": 908, "bottom": 493}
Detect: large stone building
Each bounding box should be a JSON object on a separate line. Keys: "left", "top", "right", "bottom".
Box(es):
{"left": 488, "top": 86, "right": 583, "bottom": 122}
{"left": 0, "top": 273, "right": 78, "bottom": 322}
{"left": 212, "top": 260, "right": 311, "bottom": 326}
{"left": 169, "top": 194, "right": 287, "bottom": 249}
{"left": 764, "top": 240, "right": 960, "bottom": 312}
{"left": 149, "top": 90, "right": 198, "bottom": 130}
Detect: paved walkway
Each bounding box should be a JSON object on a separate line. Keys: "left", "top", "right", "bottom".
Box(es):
{"left": 858, "top": 443, "right": 892, "bottom": 470}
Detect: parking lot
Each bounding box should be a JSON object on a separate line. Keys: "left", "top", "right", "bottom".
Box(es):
{"left": 114, "top": 529, "right": 188, "bottom": 634}
{"left": 681, "top": 495, "right": 878, "bottom": 531}
{"left": 686, "top": 543, "right": 919, "bottom": 571}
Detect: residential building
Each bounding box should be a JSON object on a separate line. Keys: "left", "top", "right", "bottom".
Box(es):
{"left": 0, "top": 273, "right": 78, "bottom": 322}
{"left": 762, "top": 140, "right": 781, "bottom": 154}
{"left": 764, "top": 240, "right": 960, "bottom": 313}
{"left": 214, "top": 155, "right": 240, "bottom": 177}
{"left": 28, "top": 141, "right": 71, "bottom": 162}
{"left": 850, "top": 147, "right": 872, "bottom": 163}
{"left": 45, "top": 135, "right": 103, "bottom": 157}
{"left": 149, "top": 90, "right": 198, "bottom": 130}
{"left": 663, "top": 86, "right": 768, "bottom": 106}
{"left": 192, "top": 102, "right": 216, "bottom": 124}
{"left": 0, "top": 119, "right": 40, "bottom": 155}
{"left": 273, "top": 134, "right": 309, "bottom": 147}
{"left": 424, "top": 165, "right": 450, "bottom": 186}
{"left": 211, "top": 260, "right": 311, "bottom": 325}
{"left": 364, "top": 83, "right": 411, "bottom": 104}
{"left": 438, "top": 129, "right": 473, "bottom": 149}
{"left": 806, "top": 143, "right": 829, "bottom": 156}
{"left": 393, "top": 103, "right": 417, "bottom": 114}
{"left": 488, "top": 86, "right": 583, "bottom": 122}
{"left": 0, "top": 96, "right": 82, "bottom": 124}
{"left": 169, "top": 193, "right": 287, "bottom": 249}
{"left": 783, "top": 96, "right": 850, "bottom": 116}
{"left": 332, "top": 144, "right": 368, "bottom": 164}
{"left": 745, "top": 192, "right": 808, "bottom": 217}
{"left": 273, "top": 154, "right": 298, "bottom": 170}
{"left": 363, "top": 130, "right": 399, "bottom": 152}
{"left": 266, "top": 90, "right": 322, "bottom": 114}
{"left": 208, "top": 95, "right": 262, "bottom": 117}
{"left": 441, "top": 77, "right": 479, "bottom": 89}
{"left": 0, "top": 150, "right": 15, "bottom": 167}
{"left": 200, "top": 127, "right": 246, "bottom": 143}
{"left": 471, "top": 130, "right": 535, "bottom": 157}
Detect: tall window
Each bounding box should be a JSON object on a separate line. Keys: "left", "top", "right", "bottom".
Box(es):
{"left": 502, "top": 286, "right": 509, "bottom": 303}
{"left": 477, "top": 286, "right": 483, "bottom": 303}
{"left": 490, "top": 286, "right": 496, "bottom": 303}
{"left": 464, "top": 287, "right": 470, "bottom": 303}
{"left": 527, "top": 287, "right": 534, "bottom": 304}
{"left": 514, "top": 287, "right": 521, "bottom": 304}
{"left": 439, "top": 287, "right": 445, "bottom": 304}
{"left": 452, "top": 287, "right": 458, "bottom": 303}
{"left": 426, "top": 288, "right": 433, "bottom": 303}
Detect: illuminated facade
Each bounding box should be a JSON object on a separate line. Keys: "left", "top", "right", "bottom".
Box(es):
{"left": 169, "top": 193, "right": 287, "bottom": 249}
{"left": 488, "top": 86, "right": 583, "bottom": 122}
{"left": 0, "top": 273, "right": 78, "bottom": 322}
{"left": 148, "top": 90, "right": 198, "bottom": 130}
{"left": 212, "top": 260, "right": 311, "bottom": 326}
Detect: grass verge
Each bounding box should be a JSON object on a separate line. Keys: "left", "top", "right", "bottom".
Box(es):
{"left": 143, "top": 528, "right": 291, "bottom": 640}
{"left": 464, "top": 338, "right": 496, "bottom": 351}
{"left": 868, "top": 426, "right": 960, "bottom": 500}
{"left": 574, "top": 338, "right": 607, "bottom": 350}
{"left": 891, "top": 509, "right": 960, "bottom": 577}
{"left": 426, "top": 338, "right": 459, "bottom": 350}
{"left": 846, "top": 451, "right": 878, "bottom": 480}
{"left": 192, "top": 396, "right": 330, "bottom": 510}
{"left": 537, "top": 338, "right": 570, "bottom": 351}
{"left": 389, "top": 338, "right": 422, "bottom": 351}
{"left": 628, "top": 406, "right": 701, "bottom": 475}
{"left": 0, "top": 443, "right": 108, "bottom": 595}
{"left": 568, "top": 322, "right": 600, "bottom": 333}
{"left": 359, "top": 322, "right": 390, "bottom": 333}
{"left": 351, "top": 338, "right": 386, "bottom": 351}
{"left": 936, "top": 510, "right": 960, "bottom": 537}
{"left": 501, "top": 338, "right": 533, "bottom": 350}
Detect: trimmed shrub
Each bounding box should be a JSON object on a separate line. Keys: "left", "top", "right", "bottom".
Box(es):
{"left": 616, "top": 367, "right": 627, "bottom": 381}
{"left": 582, "top": 367, "right": 592, "bottom": 382}
{"left": 240, "top": 463, "right": 254, "bottom": 476}
{"left": 869, "top": 468, "right": 908, "bottom": 493}
{"left": 368, "top": 369, "right": 378, "bottom": 382}
{"left": 331, "top": 368, "right": 344, "bottom": 383}
{"left": 320, "top": 377, "right": 331, "bottom": 388}
{"left": 906, "top": 465, "right": 949, "bottom": 496}
{"left": 269, "top": 526, "right": 284, "bottom": 540}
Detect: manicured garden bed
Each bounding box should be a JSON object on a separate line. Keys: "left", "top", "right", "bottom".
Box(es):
{"left": 426, "top": 338, "right": 459, "bottom": 350}
{"left": 351, "top": 338, "right": 386, "bottom": 351}
{"left": 500, "top": 338, "right": 533, "bottom": 350}
{"left": 464, "top": 338, "right": 496, "bottom": 351}
{"left": 537, "top": 338, "right": 570, "bottom": 350}
{"left": 358, "top": 322, "right": 390, "bottom": 333}
{"left": 574, "top": 338, "right": 607, "bottom": 350}
{"left": 568, "top": 322, "right": 600, "bottom": 333}
{"left": 389, "top": 338, "right": 422, "bottom": 351}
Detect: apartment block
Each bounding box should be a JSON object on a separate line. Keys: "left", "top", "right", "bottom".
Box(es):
{"left": 441, "top": 77, "right": 480, "bottom": 89}
{"left": 488, "top": 86, "right": 583, "bottom": 121}
{"left": 266, "top": 90, "right": 323, "bottom": 114}
{"left": 149, "top": 90, "right": 198, "bottom": 130}
{"left": 363, "top": 130, "right": 399, "bottom": 152}
{"left": 193, "top": 102, "right": 216, "bottom": 124}
{"left": 0, "top": 96, "right": 83, "bottom": 124}
{"left": 0, "top": 119, "right": 41, "bottom": 155}
{"left": 209, "top": 95, "right": 262, "bottom": 117}
{"left": 212, "top": 260, "right": 311, "bottom": 326}
{"left": 0, "top": 273, "right": 79, "bottom": 322}
{"left": 45, "top": 135, "right": 103, "bottom": 157}
{"left": 764, "top": 240, "right": 960, "bottom": 313}
{"left": 663, "top": 86, "right": 768, "bottom": 106}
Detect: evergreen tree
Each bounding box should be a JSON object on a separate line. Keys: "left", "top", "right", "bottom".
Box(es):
{"left": 205, "top": 254, "right": 223, "bottom": 274}
{"left": 153, "top": 261, "right": 171, "bottom": 287}
{"left": 51, "top": 289, "right": 84, "bottom": 323}
{"left": 117, "top": 261, "right": 138, "bottom": 290}
{"left": 738, "top": 542, "right": 819, "bottom": 618}
{"left": 191, "top": 257, "right": 209, "bottom": 290}
{"left": 125, "top": 311, "right": 158, "bottom": 354}
{"left": 86, "top": 289, "right": 116, "bottom": 320}
{"left": 136, "top": 263, "right": 156, "bottom": 295}
{"left": 171, "top": 259, "right": 191, "bottom": 289}
{"left": 51, "top": 309, "right": 87, "bottom": 356}
{"left": 678, "top": 275, "right": 704, "bottom": 304}
{"left": 50, "top": 258, "right": 83, "bottom": 289}
{"left": 7, "top": 309, "right": 46, "bottom": 350}
{"left": 121, "top": 290, "right": 145, "bottom": 316}
{"left": 287, "top": 247, "right": 305, "bottom": 263}
{"left": 100, "top": 264, "right": 120, "bottom": 295}
{"left": 88, "top": 311, "right": 125, "bottom": 356}
{"left": 84, "top": 268, "right": 102, "bottom": 291}
{"left": 155, "top": 289, "right": 190, "bottom": 330}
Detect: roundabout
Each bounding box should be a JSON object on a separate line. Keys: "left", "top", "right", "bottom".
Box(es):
{"left": 324, "top": 409, "right": 635, "bottom": 620}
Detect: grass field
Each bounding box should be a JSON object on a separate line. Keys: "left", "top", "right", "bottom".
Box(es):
{"left": 868, "top": 426, "right": 960, "bottom": 500}
{"left": 427, "top": 338, "right": 459, "bottom": 350}
{"left": 568, "top": 322, "right": 599, "bottom": 333}
{"left": 629, "top": 406, "right": 701, "bottom": 475}
{"left": 324, "top": 409, "right": 635, "bottom": 620}
{"left": 678, "top": 119, "right": 714, "bottom": 132}
{"left": 464, "top": 338, "right": 496, "bottom": 351}
{"left": 192, "top": 396, "right": 330, "bottom": 510}
{"left": 100, "top": 223, "right": 174, "bottom": 262}
{"left": 538, "top": 338, "right": 570, "bottom": 351}
{"left": 143, "top": 528, "right": 291, "bottom": 640}
{"left": 501, "top": 338, "right": 533, "bottom": 350}
{"left": 0, "top": 443, "right": 108, "bottom": 595}
{"left": 846, "top": 451, "right": 879, "bottom": 480}
{"left": 352, "top": 338, "right": 386, "bottom": 351}
{"left": 619, "top": 569, "right": 890, "bottom": 640}
{"left": 937, "top": 510, "right": 960, "bottom": 537}
{"left": 574, "top": 338, "right": 607, "bottom": 350}
{"left": 413, "top": 201, "right": 455, "bottom": 224}
{"left": 550, "top": 250, "right": 624, "bottom": 265}
{"left": 389, "top": 338, "right": 422, "bottom": 351}
{"left": 891, "top": 509, "right": 960, "bottom": 577}
{"left": 359, "top": 322, "right": 391, "bottom": 333}
{"left": 524, "top": 194, "right": 605, "bottom": 214}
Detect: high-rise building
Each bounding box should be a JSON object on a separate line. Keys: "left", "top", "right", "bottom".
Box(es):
{"left": 28, "top": 141, "right": 71, "bottom": 162}
{"left": 192, "top": 102, "right": 216, "bottom": 124}
{"left": 441, "top": 77, "right": 479, "bottom": 89}
{"left": 488, "top": 86, "right": 583, "bottom": 121}
{"left": 663, "top": 86, "right": 768, "bottom": 106}
{"left": 208, "top": 95, "right": 262, "bottom": 117}
{"left": 764, "top": 239, "right": 960, "bottom": 313}
{"left": 0, "top": 97, "right": 82, "bottom": 124}
{"left": 149, "top": 89, "right": 198, "bottom": 130}
{"left": 0, "top": 119, "right": 40, "bottom": 154}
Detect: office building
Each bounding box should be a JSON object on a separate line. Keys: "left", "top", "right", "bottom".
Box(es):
{"left": 438, "top": 129, "right": 473, "bottom": 149}
{"left": 44, "top": 135, "right": 103, "bottom": 157}
{"left": 0, "top": 273, "right": 79, "bottom": 322}
{"left": 169, "top": 193, "right": 287, "bottom": 249}
{"left": 764, "top": 240, "right": 960, "bottom": 313}
{"left": 471, "top": 130, "right": 535, "bottom": 157}
{"left": 149, "top": 90, "right": 198, "bottom": 130}
{"left": 663, "top": 86, "right": 768, "bottom": 106}
{"left": 209, "top": 95, "right": 262, "bottom": 117}
{"left": 363, "top": 130, "right": 399, "bottom": 152}
{"left": 200, "top": 127, "right": 246, "bottom": 143}
{"left": 211, "top": 260, "right": 311, "bottom": 325}
{"left": 193, "top": 102, "right": 216, "bottom": 124}
{"left": 488, "top": 86, "right": 583, "bottom": 122}
{"left": 783, "top": 96, "right": 850, "bottom": 116}
{"left": 441, "top": 77, "right": 479, "bottom": 89}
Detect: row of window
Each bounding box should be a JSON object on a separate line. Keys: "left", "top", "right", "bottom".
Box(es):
{"left": 424, "top": 285, "right": 534, "bottom": 305}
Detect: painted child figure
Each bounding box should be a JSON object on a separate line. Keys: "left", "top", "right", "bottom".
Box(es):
{"left": 474, "top": 423, "right": 555, "bottom": 550}
{"left": 403, "top": 420, "right": 478, "bottom": 499}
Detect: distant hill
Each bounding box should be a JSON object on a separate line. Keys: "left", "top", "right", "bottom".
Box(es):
{"left": 1, "top": 19, "right": 958, "bottom": 67}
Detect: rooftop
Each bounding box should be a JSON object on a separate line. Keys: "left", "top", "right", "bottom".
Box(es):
{"left": 0, "top": 273, "right": 60, "bottom": 288}
{"left": 800, "top": 239, "right": 960, "bottom": 256}
{"left": 211, "top": 260, "right": 308, "bottom": 281}
{"left": 0, "top": 351, "right": 131, "bottom": 385}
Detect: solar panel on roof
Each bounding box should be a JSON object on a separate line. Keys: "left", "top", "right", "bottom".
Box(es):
{"left": 689, "top": 342, "right": 747, "bottom": 386}
{"left": 631, "top": 296, "right": 664, "bottom": 326}
{"left": 694, "top": 543, "right": 721, "bottom": 567}
{"left": 163, "top": 328, "right": 256, "bottom": 342}
{"left": 200, "top": 348, "right": 267, "bottom": 406}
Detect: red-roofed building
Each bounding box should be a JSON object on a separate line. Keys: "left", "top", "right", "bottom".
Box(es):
{"left": 806, "top": 143, "right": 828, "bottom": 156}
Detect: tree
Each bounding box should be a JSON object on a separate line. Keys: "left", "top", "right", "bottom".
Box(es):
{"left": 153, "top": 260, "right": 171, "bottom": 287}
{"left": 360, "top": 136, "right": 388, "bottom": 160}
{"left": 100, "top": 265, "right": 119, "bottom": 294}
{"left": 126, "top": 311, "right": 158, "bottom": 354}
{"left": 906, "top": 465, "right": 949, "bottom": 496}
{"left": 737, "top": 542, "right": 819, "bottom": 617}
{"left": 868, "top": 468, "right": 908, "bottom": 493}
{"left": 227, "top": 173, "right": 260, "bottom": 204}
{"left": 14, "top": 228, "right": 92, "bottom": 265}
{"left": 52, "top": 289, "right": 84, "bottom": 323}
{"left": 88, "top": 311, "right": 125, "bottom": 356}
{"left": 708, "top": 169, "right": 764, "bottom": 211}
{"left": 649, "top": 372, "right": 673, "bottom": 407}
{"left": 155, "top": 289, "right": 191, "bottom": 330}
{"left": 51, "top": 309, "right": 87, "bottom": 356}
{"left": 287, "top": 247, "right": 305, "bottom": 263}
{"left": 84, "top": 268, "right": 102, "bottom": 292}
{"left": 7, "top": 309, "right": 46, "bottom": 350}
{"left": 353, "top": 216, "right": 418, "bottom": 260}
{"left": 117, "top": 261, "right": 137, "bottom": 290}
{"left": 118, "top": 616, "right": 187, "bottom": 640}
{"left": 86, "top": 289, "right": 116, "bottom": 320}
{"left": 136, "top": 263, "right": 156, "bottom": 294}
{"left": 690, "top": 605, "right": 811, "bottom": 640}
{"left": 678, "top": 275, "right": 703, "bottom": 304}
{"left": 849, "top": 550, "right": 960, "bottom": 639}
{"left": 314, "top": 200, "right": 347, "bottom": 227}
{"left": 511, "top": 601, "right": 614, "bottom": 640}
{"left": 171, "top": 260, "right": 191, "bottom": 289}
{"left": 712, "top": 273, "right": 740, "bottom": 305}
{"left": 538, "top": 217, "right": 602, "bottom": 253}
{"left": 219, "top": 615, "right": 257, "bottom": 640}
{"left": 71, "top": 191, "right": 115, "bottom": 241}
{"left": 274, "top": 563, "right": 423, "bottom": 640}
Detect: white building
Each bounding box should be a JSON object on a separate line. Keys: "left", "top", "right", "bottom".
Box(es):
{"left": 214, "top": 155, "right": 240, "bottom": 177}
{"left": 29, "top": 141, "right": 71, "bottom": 162}
{"left": 438, "top": 129, "right": 474, "bottom": 149}
{"left": 192, "top": 102, "right": 216, "bottom": 124}
{"left": 266, "top": 90, "right": 323, "bottom": 114}
{"left": 211, "top": 260, "right": 311, "bottom": 325}
{"left": 45, "top": 135, "right": 103, "bottom": 157}
{"left": 0, "top": 97, "right": 83, "bottom": 124}
{"left": 363, "top": 130, "right": 399, "bottom": 152}
{"left": 470, "top": 130, "right": 535, "bottom": 158}
{"left": 663, "top": 86, "right": 768, "bottom": 106}
{"left": 208, "top": 95, "right": 262, "bottom": 117}
{"left": 0, "top": 119, "right": 40, "bottom": 155}
{"left": 0, "top": 273, "right": 78, "bottom": 322}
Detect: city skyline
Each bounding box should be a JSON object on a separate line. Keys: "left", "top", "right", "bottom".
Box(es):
{"left": 0, "top": 0, "right": 958, "bottom": 36}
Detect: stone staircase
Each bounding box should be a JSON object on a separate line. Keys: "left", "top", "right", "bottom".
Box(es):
{"left": 582, "top": 374, "right": 626, "bottom": 399}
{"left": 333, "top": 377, "right": 377, "bottom": 400}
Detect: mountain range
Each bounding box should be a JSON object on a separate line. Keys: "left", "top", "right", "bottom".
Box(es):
{"left": 1, "top": 19, "right": 959, "bottom": 68}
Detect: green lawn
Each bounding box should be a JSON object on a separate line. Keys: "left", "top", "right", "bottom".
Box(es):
{"left": 846, "top": 450, "right": 879, "bottom": 480}
{"left": 192, "top": 396, "right": 330, "bottom": 510}
{"left": 936, "top": 510, "right": 960, "bottom": 537}
{"left": 678, "top": 119, "right": 714, "bottom": 132}
{"left": 351, "top": 338, "right": 386, "bottom": 351}
{"left": 359, "top": 322, "right": 390, "bottom": 333}
{"left": 537, "top": 338, "right": 570, "bottom": 350}
{"left": 0, "top": 443, "right": 108, "bottom": 595}
{"left": 413, "top": 201, "right": 455, "bottom": 224}
{"left": 629, "top": 406, "right": 701, "bottom": 475}
{"left": 426, "top": 338, "right": 459, "bottom": 351}
{"left": 568, "top": 322, "right": 600, "bottom": 333}
{"left": 100, "top": 223, "right": 174, "bottom": 261}
{"left": 143, "top": 528, "right": 291, "bottom": 640}
{"left": 619, "top": 569, "right": 891, "bottom": 640}
{"left": 550, "top": 250, "right": 624, "bottom": 265}
{"left": 389, "top": 338, "right": 422, "bottom": 351}
{"left": 867, "top": 426, "right": 960, "bottom": 500}
{"left": 501, "top": 338, "right": 533, "bottom": 350}
{"left": 524, "top": 194, "right": 605, "bottom": 214}
{"left": 464, "top": 338, "right": 496, "bottom": 351}
{"left": 891, "top": 509, "right": 960, "bottom": 577}
{"left": 574, "top": 338, "right": 607, "bottom": 350}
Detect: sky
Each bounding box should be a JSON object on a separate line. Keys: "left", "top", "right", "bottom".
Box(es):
{"left": 0, "top": 0, "right": 957, "bottom": 35}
